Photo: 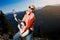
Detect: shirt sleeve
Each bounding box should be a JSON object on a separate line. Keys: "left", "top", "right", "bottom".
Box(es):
{"left": 23, "top": 14, "right": 35, "bottom": 32}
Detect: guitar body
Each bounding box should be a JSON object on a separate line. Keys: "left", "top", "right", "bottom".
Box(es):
{"left": 18, "top": 21, "right": 29, "bottom": 37}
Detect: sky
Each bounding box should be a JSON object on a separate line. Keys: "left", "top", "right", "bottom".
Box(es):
{"left": 0, "top": 0, "right": 60, "bottom": 13}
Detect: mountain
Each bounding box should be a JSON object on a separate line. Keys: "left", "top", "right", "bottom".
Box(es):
{"left": 34, "top": 6, "right": 60, "bottom": 38}
{"left": 0, "top": 10, "right": 14, "bottom": 34}
{"left": 5, "top": 11, "right": 26, "bottom": 32}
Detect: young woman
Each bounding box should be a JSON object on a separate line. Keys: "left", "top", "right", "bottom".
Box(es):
{"left": 13, "top": 5, "right": 35, "bottom": 40}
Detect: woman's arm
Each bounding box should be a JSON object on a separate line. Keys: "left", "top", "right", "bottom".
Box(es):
{"left": 23, "top": 13, "right": 35, "bottom": 32}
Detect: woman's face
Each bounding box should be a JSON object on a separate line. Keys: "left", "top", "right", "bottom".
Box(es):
{"left": 28, "top": 8, "right": 33, "bottom": 12}
{"left": 28, "top": 6, "right": 34, "bottom": 12}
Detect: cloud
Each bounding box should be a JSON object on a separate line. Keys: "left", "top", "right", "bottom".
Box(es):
{"left": 1, "top": 0, "right": 60, "bottom": 13}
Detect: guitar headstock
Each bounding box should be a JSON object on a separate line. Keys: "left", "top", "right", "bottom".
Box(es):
{"left": 13, "top": 9, "right": 16, "bottom": 14}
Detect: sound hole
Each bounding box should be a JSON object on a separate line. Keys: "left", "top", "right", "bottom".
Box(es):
{"left": 20, "top": 21, "right": 26, "bottom": 29}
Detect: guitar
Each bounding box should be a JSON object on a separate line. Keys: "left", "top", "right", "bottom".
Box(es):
{"left": 13, "top": 10, "right": 29, "bottom": 37}
{"left": 17, "top": 19, "right": 29, "bottom": 37}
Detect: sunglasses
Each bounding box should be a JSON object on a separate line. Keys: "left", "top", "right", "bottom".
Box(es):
{"left": 29, "top": 6, "right": 34, "bottom": 10}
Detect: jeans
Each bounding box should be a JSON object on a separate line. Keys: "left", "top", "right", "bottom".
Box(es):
{"left": 13, "top": 31, "right": 33, "bottom": 40}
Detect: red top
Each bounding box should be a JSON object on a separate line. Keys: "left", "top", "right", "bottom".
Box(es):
{"left": 22, "top": 11, "right": 35, "bottom": 32}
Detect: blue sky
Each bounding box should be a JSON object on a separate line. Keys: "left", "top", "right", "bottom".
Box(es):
{"left": 0, "top": 0, "right": 23, "bottom": 6}
{"left": 0, "top": 0, "right": 40, "bottom": 13}
{"left": 0, "top": 0, "right": 60, "bottom": 13}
